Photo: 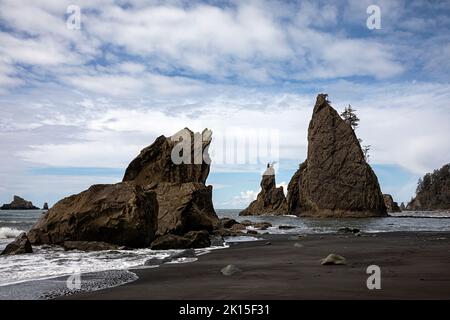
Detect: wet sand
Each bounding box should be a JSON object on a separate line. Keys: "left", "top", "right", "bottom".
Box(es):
{"left": 64, "top": 232, "right": 450, "bottom": 300}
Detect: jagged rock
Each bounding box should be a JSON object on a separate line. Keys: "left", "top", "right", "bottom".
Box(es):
{"left": 150, "top": 230, "right": 210, "bottom": 250}
{"left": 338, "top": 227, "right": 360, "bottom": 234}
{"left": 287, "top": 94, "right": 387, "bottom": 217}
{"left": 253, "top": 222, "right": 272, "bottom": 230}
{"left": 221, "top": 264, "right": 242, "bottom": 276}
{"left": 247, "top": 229, "right": 258, "bottom": 235}
{"left": 123, "top": 128, "right": 212, "bottom": 186}
{"left": 240, "top": 164, "right": 287, "bottom": 216}
{"left": 147, "top": 182, "right": 218, "bottom": 236}
{"left": 383, "top": 194, "right": 401, "bottom": 213}
{"left": 213, "top": 228, "right": 244, "bottom": 237}
{"left": 1, "top": 196, "right": 39, "bottom": 210}
{"left": 400, "top": 202, "right": 406, "bottom": 211}
{"left": 1, "top": 233, "right": 33, "bottom": 255}
{"left": 63, "top": 241, "right": 120, "bottom": 251}
{"left": 279, "top": 225, "right": 295, "bottom": 230}
{"left": 230, "top": 223, "right": 246, "bottom": 231}
{"left": 219, "top": 217, "right": 239, "bottom": 229}
{"left": 42, "top": 203, "right": 49, "bottom": 210}
{"left": 240, "top": 220, "right": 254, "bottom": 226}
{"left": 321, "top": 254, "right": 346, "bottom": 265}
{"left": 407, "top": 163, "right": 450, "bottom": 210}
{"left": 28, "top": 182, "right": 158, "bottom": 248}
{"left": 123, "top": 128, "right": 218, "bottom": 239}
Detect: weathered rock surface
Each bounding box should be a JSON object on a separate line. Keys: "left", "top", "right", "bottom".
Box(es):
{"left": 28, "top": 182, "right": 158, "bottom": 248}
{"left": 147, "top": 182, "right": 218, "bottom": 236}
{"left": 150, "top": 230, "right": 210, "bottom": 250}
{"left": 407, "top": 163, "right": 450, "bottom": 210}
{"left": 383, "top": 194, "right": 401, "bottom": 213}
{"left": 1, "top": 196, "right": 39, "bottom": 210}
{"left": 42, "top": 203, "right": 49, "bottom": 210}
{"left": 287, "top": 94, "right": 387, "bottom": 217}
{"left": 240, "top": 164, "right": 287, "bottom": 216}
{"left": 123, "top": 128, "right": 212, "bottom": 186}
{"left": 123, "top": 128, "right": 218, "bottom": 243}
{"left": 1, "top": 232, "right": 33, "bottom": 255}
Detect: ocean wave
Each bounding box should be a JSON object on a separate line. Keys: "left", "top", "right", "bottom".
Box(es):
{"left": 0, "top": 227, "right": 24, "bottom": 239}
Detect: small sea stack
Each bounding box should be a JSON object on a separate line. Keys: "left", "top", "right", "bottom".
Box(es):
{"left": 239, "top": 163, "right": 287, "bottom": 216}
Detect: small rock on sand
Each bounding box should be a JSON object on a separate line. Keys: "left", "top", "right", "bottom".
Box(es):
{"left": 247, "top": 230, "right": 258, "bottom": 235}
{"left": 321, "top": 254, "right": 346, "bottom": 265}
{"left": 221, "top": 264, "right": 242, "bottom": 276}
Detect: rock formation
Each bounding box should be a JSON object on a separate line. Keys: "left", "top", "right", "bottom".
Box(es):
{"left": 28, "top": 182, "right": 158, "bottom": 248}
{"left": 287, "top": 94, "right": 387, "bottom": 217}
{"left": 400, "top": 202, "right": 406, "bottom": 211}
{"left": 1, "top": 196, "right": 39, "bottom": 210}
{"left": 1, "top": 233, "right": 33, "bottom": 255}
{"left": 26, "top": 128, "right": 218, "bottom": 250}
{"left": 239, "top": 163, "right": 287, "bottom": 216}
{"left": 123, "top": 128, "right": 212, "bottom": 185}
{"left": 123, "top": 128, "right": 218, "bottom": 240}
{"left": 407, "top": 163, "right": 450, "bottom": 210}
{"left": 42, "top": 203, "right": 49, "bottom": 210}
{"left": 383, "top": 194, "right": 401, "bottom": 213}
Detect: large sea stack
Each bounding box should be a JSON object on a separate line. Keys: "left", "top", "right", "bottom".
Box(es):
{"left": 287, "top": 94, "right": 387, "bottom": 217}
{"left": 27, "top": 128, "right": 218, "bottom": 250}
{"left": 239, "top": 163, "right": 287, "bottom": 216}
{"left": 407, "top": 163, "right": 450, "bottom": 210}
{"left": 123, "top": 128, "right": 218, "bottom": 237}
{"left": 1, "top": 196, "right": 39, "bottom": 210}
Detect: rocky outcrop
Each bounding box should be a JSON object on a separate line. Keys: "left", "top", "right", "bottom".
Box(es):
{"left": 407, "top": 163, "right": 450, "bottom": 210}
{"left": 239, "top": 164, "right": 287, "bottom": 216}
{"left": 123, "top": 128, "right": 218, "bottom": 241}
{"left": 148, "top": 182, "right": 217, "bottom": 236}
{"left": 150, "top": 230, "right": 210, "bottom": 250}
{"left": 28, "top": 182, "right": 158, "bottom": 248}
{"left": 287, "top": 94, "right": 387, "bottom": 217}
{"left": 42, "top": 203, "right": 49, "bottom": 210}
{"left": 27, "top": 128, "right": 218, "bottom": 251}
{"left": 1, "top": 233, "right": 33, "bottom": 255}
{"left": 123, "top": 128, "right": 212, "bottom": 186}
{"left": 383, "top": 194, "right": 401, "bottom": 213}
{"left": 400, "top": 202, "right": 406, "bottom": 211}
{"left": 1, "top": 196, "right": 39, "bottom": 210}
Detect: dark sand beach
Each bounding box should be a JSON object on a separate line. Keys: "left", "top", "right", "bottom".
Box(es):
{"left": 64, "top": 231, "right": 450, "bottom": 300}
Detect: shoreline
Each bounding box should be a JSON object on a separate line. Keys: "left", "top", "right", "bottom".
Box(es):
{"left": 61, "top": 231, "right": 450, "bottom": 300}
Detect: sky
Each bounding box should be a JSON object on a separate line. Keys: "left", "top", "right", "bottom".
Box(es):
{"left": 0, "top": 0, "right": 449, "bottom": 209}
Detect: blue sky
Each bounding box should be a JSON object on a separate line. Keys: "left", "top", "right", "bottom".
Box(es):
{"left": 0, "top": 0, "right": 449, "bottom": 208}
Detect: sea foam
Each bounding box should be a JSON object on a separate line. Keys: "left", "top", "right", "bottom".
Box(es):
{"left": 0, "top": 227, "right": 24, "bottom": 239}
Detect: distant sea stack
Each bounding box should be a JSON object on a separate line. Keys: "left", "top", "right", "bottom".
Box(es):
{"left": 0, "top": 196, "right": 39, "bottom": 210}
{"left": 287, "top": 94, "right": 387, "bottom": 217}
{"left": 407, "top": 163, "right": 450, "bottom": 211}
{"left": 239, "top": 163, "right": 287, "bottom": 216}
{"left": 383, "top": 194, "right": 401, "bottom": 213}
{"left": 42, "top": 203, "right": 49, "bottom": 210}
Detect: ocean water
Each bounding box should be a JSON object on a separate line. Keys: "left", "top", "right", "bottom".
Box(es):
{"left": 1, "top": 208, "right": 449, "bottom": 299}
